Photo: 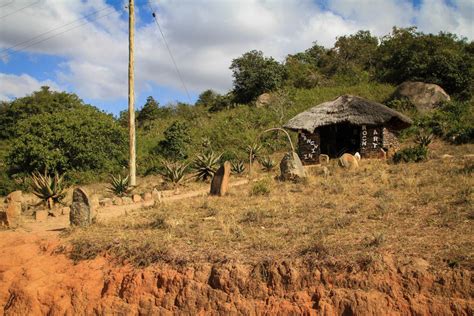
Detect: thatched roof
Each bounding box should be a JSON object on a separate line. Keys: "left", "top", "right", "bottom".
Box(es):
{"left": 284, "top": 95, "right": 412, "bottom": 133}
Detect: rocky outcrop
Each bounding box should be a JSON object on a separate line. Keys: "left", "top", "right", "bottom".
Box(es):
{"left": 0, "top": 232, "right": 472, "bottom": 315}
{"left": 391, "top": 81, "right": 451, "bottom": 112}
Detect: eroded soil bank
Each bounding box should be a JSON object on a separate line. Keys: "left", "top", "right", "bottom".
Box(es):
{"left": 0, "top": 231, "right": 472, "bottom": 315}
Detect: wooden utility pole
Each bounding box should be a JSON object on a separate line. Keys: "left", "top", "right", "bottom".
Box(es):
{"left": 128, "top": 0, "right": 136, "bottom": 186}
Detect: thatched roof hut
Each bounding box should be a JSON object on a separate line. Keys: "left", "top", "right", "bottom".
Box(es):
{"left": 284, "top": 95, "right": 413, "bottom": 164}
{"left": 284, "top": 95, "right": 412, "bottom": 133}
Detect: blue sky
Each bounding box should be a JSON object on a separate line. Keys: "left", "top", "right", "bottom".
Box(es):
{"left": 0, "top": 0, "right": 472, "bottom": 115}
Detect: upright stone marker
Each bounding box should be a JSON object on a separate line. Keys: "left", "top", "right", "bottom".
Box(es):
{"left": 6, "top": 190, "right": 22, "bottom": 228}
{"left": 70, "top": 188, "right": 91, "bottom": 227}
{"left": 280, "top": 151, "right": 306, "bottom": 181}
{"left": 210, "top": 161, "right": 231, "bottom": 196}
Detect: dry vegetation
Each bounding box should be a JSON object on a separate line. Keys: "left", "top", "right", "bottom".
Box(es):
{"left": 65, "top": 142, "right": 473, "bottom": 271}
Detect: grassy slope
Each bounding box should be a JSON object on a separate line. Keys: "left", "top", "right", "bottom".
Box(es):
{"left": 67, "top": 141, "right": 473, "bottom": 270}
{"left": 137, "top": 83, "right": 396, "bottom": 164}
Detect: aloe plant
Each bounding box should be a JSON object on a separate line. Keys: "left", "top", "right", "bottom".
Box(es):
{"left": 415, "top": 131, "right": 433, "bottom": 148}
{"left": 246, "top": 143, "right": 262, "bottom": 162}
{"left": 30, "top": 171, "right": 66, "bottom": 209}
{"left": 193, "top": 151, "right": 222, "bottom": 181}
{"left": 260, "top": 156, "right": 276, "bottom": 171}
{"left": 108, "top": 174, "right": 131, "bottom": 197}
{"left": 231, "top": 160, "right": 246, "bottom": 175}
{"left": 159, "top": 160, "right": 189, "bottom": 185}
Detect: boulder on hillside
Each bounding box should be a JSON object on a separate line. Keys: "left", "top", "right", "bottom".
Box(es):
{"left": 391, "top": 81, "right": 450, "bottom": 112}
{"left": 255, "top": 93, "right": 273, "bottom": 108}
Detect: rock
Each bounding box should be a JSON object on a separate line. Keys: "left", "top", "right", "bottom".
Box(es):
{"left": 143, "top": 192, "right": 153, "bottom": 202}
{"left": 112, "top": 197, "right": 123, "bottom": 205}
{"left": 280, "top": 152, "right": 306, "bottom": 181}
{"left": 152, "top": 189, "right": 162, "bottom": 202}
{"left": 132, "top": 194, "right": 142, "bottom": 203}
{"left": 441, "top": 154, "right": 454, "bottom": 159}
{"left": 99, "top": 198, "right": 113, "bottom": 207}
{"left": 122, "top": 196, "right": 133, "bottom": 205}
{"left": 6, "top": 191, "right": 22, "bottom": 228}
{"left": 35, "top": 210, "right": 48, "bottom": 221}
{"left": 391, "top": 81, "right": 450, "bottom": 112}
{"left": 69, "top": 188, "right": 92, "bottom": 227}
{"left": 210, "top": 161, "right": 231, "bottom": 196}
{"left": 255, "top": 93, "right": 273, "bottom": 108}
{"left": 338, "top": 153, "right": 360, "bottom": 170}
{"left": 319, "top": 154, "right": 330, "bottom": 165}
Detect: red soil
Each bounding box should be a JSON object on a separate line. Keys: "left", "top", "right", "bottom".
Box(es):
{"left": 0, "top": 230, "right": 472, "bottom": 315}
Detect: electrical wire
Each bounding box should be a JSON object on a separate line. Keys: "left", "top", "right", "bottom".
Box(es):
{"left": 0, "top": 1, "right": 14, "bottom": 9}
{"left": 0, "top": 0, "right": 40, "bottom": 19}
{"left": 1, "top": 9, "right": 116, "bottom": 59}
{"left": 1, "top": 6, "right": 113, "bottom": 54}
{"left": 146, "top": 0, "right": 192, "bottom": 103}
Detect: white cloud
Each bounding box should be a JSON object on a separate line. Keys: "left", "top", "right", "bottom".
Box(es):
{"left": 0, "top": 73, "right": 60, "bottom": 100}
{"left": 0, "top": 0, "right": 472, "bottom": 101}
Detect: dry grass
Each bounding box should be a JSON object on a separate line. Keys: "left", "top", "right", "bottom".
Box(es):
{"left": 65, "top": 142, "right": 473, "bottom": 270}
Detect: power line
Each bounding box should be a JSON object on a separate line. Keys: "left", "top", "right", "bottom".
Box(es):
{"left": 1, "top": 6, "right": 113, "bottom": 55}
{"left": 146, "top": 0, "right": 191, "bottom": 103}
{"left": 0, "top": 1, "right": 14, "bottom": 9}
{"left": 1, "top": 9, "right": 116, "bottom": 59}
{"left": 0, "top": 0, "right": 40, "bottom": 19}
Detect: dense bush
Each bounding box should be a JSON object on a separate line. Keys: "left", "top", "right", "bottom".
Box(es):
{"left": 154, "top": 121, "right": 191, "bottom": 161}
{"left": 376, "top": 27, "right": 473, "bottom": 99}
{"left": 7, "top": 106, "right": 127, "bottom": 177}
{"left": 0, "top": 86, "right": 83, "bottom": 139}
{"left": 393, "top": 146, "right": 428, "bottom": 163}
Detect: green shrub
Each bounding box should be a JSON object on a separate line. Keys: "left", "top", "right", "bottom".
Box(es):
{"left": 7, "top": 106, "right": 127, "bottom": 177}
{"left": 251, "top": 179, "right": 271, "bottom": 196}
{"left": 154, "top": 121, "right": 191, "bottom": 161}
{"left": 393, "top": 146, "right": 428, "bottom": 163}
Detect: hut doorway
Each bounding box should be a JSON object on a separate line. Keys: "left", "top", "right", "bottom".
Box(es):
{"left": 319, "top": 124, "right": 361, "bottom": 157}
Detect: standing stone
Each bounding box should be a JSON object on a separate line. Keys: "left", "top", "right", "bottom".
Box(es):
{"left": 70, "top": 188, "right": 91, "bottom": 227}
{"left": 280, "top": 152, "right": 306, "bottom": 181}
{"left": 6, "top": 191, "right": 22, "bottom": 228}
{"left": 210, "top": 161, "right": 231, "bottom": 196}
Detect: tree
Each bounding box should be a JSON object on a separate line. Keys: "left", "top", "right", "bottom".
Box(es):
{"left": 7, "top": 106, "right": 127, "bottom": 176}
{"left": 154, "top": 121, "right": 191, "bottom": 161}
{"left": 376, "top": 27, "right": 474, "bottom": 99}
{"left": 0, "top": 86, "right": 84, "bottom": 139}
{"left": 137, "top": 96, "right": 161, "bottom": 126}
{"left": 230, "top": 50, "right": 287, "bottom": 103}
{"left": 195, "top": 89, "right": 220, "bottom": 107}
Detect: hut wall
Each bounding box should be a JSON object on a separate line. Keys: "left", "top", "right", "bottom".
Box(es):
{"left": 298, "top": 130, "right": 320, "bottom": 165}
{"left": 360, "top": 125, "right": 383, "bottom": 158}
{"left": 383, "top": 127, "right": 401, "bottom": 151}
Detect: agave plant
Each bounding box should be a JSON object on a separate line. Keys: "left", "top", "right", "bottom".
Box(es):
{"left": 108, "top": 174, "right": 131, "bottom": 197}
{"left": 231, "top": 160, "right": 246, "bottom": 175}
{"left": 30, "top": 171, "right": 66, "bottom": 209}
{"left": 246, "top": 143, "right": 262, "bottom": 162}
{"left": 159, "top": 160, "right": 189, "bottom": 185}
{"left": 260, "top": 156, "right": 276, "bottom": 171}
{"left": 415, "top": 131, "right": 433, "bottom": 148}
{"left": 193, "top": 151, "right": 222, "bottom": 181}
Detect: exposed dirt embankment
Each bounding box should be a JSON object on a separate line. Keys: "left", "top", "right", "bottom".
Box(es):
{"left": 0, "top": 232, "right": 472, "bottom": 315}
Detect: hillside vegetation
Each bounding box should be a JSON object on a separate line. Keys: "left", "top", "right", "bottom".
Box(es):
{"left": 0, "top": 27, "right": 473, "bottom": 194}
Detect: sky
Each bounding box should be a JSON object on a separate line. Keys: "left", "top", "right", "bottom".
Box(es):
{"left": 0, "top": 0, "right": 472, "bottom": 115}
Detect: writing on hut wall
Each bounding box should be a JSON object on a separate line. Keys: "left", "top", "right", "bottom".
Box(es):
{"left": 300, "top": 132, "right": 319, "bottom": 160}
{"left": 361, "top": 125, "right": 382, "bottom": 152}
